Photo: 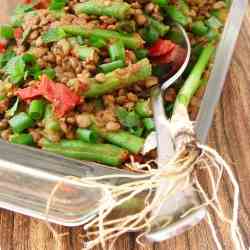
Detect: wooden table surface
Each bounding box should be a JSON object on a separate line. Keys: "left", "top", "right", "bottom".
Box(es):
{"left": 0, "top": 5, "right": 250, "bottom": 250}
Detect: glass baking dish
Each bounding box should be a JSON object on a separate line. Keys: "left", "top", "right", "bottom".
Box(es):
{"left": 0, "top": 0, "right": 247, "bottom": 235}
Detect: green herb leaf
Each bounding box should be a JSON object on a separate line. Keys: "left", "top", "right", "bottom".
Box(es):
{"left": 0, "top": 25, "right": 14, "bottom": 39}
{"left": 5, "top": 56, "right": 26, "bottom": 84}
{"left": 6, "top": 98, "right": 19, "bottom": 118}
{"left": 43, "top": 68, "right": 56, "bottom": 79}
{"left": 116, "top": 107, "right": 141, "bottom": 128}
{"left": 49, "top": 0, "right": 68, "bottom": 10}
{"left": 0, "top": 50, "right": 16, "bottom": 68}
{"left": 42, "top": 27, "right": 67, "bottom": 43}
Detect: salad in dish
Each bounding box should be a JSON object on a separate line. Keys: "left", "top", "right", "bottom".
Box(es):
{"left": 0, "top": 0, "right": 229, "bottom": 167}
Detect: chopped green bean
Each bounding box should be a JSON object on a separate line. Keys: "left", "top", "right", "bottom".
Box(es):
{"left": 148, "top": 17, "right": 170, "bottom": 37}
{"left": 109, "top": 41, "right": 125, "bottom": 62}
{"left": 143, "top": 118, "right": 155, "bottom": 131}
{"left": 191, "top": 21, "right": 209, "bottom": 36}
{"left": 76, "top": 128, "right": 98, "bottom": 143}
{"left": 10, "top": 133, "right": 34, "bottom": 145}
{"left": 206, "top": 16, "right": 223, "bottom": 29}
{"left": 135, "top": 100, "right": 152, "bottom": 118}
{"left": 76, "top": 46, "right": 96, "bottom": 60}
{"left": 89, "top": 35, "right": 106, "bottom": 48}
{"left": 99, "top": 60, "right": 125, "bottom": 73}
{"left": 28, "top": 100, "right": 46, "bottom": 120}
{"left": 9, "top": 112, "right": 34, "bottom": 133}
{"left": 135, "top": 48, "right": 148, "bottom": 60}
{"left": 165, "top": 5, "right": 189, "bottom": 26}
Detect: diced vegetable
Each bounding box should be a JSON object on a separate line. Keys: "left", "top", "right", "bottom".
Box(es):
{"left": 49, "top": 0, "right": 68, "bottom": 10}
{"left": 28, "top": 100, "right": 46, "bottom": 120}
{"left": 149, "top": 39, "right": 176, "bottom": 57}
{"left": 148, "top": 17, "right": 170, "bottom": 37}
{"left": 135, "top": 100, "right": 152, "bottom": 118}
{"left": 165, "top": 5, "right": 189, "bottom": 26}
{"left": 9, "top": 112, "right": 34, "bottom": 133}
{"left": 99, "top": 60, "right": 125, "bottom": 73}
{"left": 109, "top": 41, "right": 125, "bottom": 62}
{"left": 116, "top": 107, "right": 141, "bottom": 129}
{"left": 10, "top": 133, "right": 34, "bottom": 145}
{"left": 143, "top": 118, "right": 155, "bottom": 131}
{"left": 191, "top": 21, "right": 209, "bottom": 36}
{"left": 76, "top": 128, "right": 98, "bottom": 143}
{"left": 76, "top": 46, "right": 97, "bottom": 60}
{"left": 74, "top": 0, "right": 131, "bottom": 20}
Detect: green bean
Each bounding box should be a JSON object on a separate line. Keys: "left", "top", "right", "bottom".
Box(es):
{"left": 206, "top": 16, "right": 223, "bottom": 29}
{"left": 135, "top": 100, "right": 152, "bottom": 118}
{"left": 84, "top": 59, "right": 152, "bottom": 98}
{"left": 43, "top": 105, "right": 62, "bottom": 141}
{"left": 76, "top": 46, "right": 97, "bottom": 60}
{"left": 76, "top": 128, "right": 98, "bottom": 143}
{"left": 93, "top": 126, "right": 145, "bottom": 154}
{"left": 165, "top": 5, "right": 189, "bottom": 26}
{"left": 140, "top": 26, "right": 159, "bottom": 44}
{"left": 175, "top": 43, "right": 215, "bottom": 108}
{"left": 61, "top": 25, "right": 144, "bottom": 49}
{"left": 28, "top": 100, "right": 46, "bottom": 120}
{"left": 74, "top": 0, "right": 131, "bottom": 20}
{"left": 9, "top": 112, "right": 34, "bottom": 133}
{"left": 109, "top": 41, "right": 125, "bottom": 62}
{"left": 99, "top": 60, "right": 125, "bottom": 73}
{"left": 43, "top": 139, "right": 128, "bottom": 166}
{"left": 191, "top": 21, "right": 209, "bottom": 36}
{"left": 10, "top": 133, "right": 34, "bottom": 145}
{"left": 89, "top": 35, "right": 106, "bottom": 48}
{"left": 148, "top": 17, "right": 170, "bottom": 37}
{"left": 143, "top": 118, "right": 155, "bottom": 131}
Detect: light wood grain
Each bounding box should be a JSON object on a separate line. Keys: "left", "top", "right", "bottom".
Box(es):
{"left": 0, "top": 5, "right": 249, "bottom": 250}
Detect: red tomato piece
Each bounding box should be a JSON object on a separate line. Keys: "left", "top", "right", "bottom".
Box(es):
{"left": 14, "top": 28, "right": 23, "bottom": 40}
{"left": 16, "top": 86, "right": 41, "bottom": 100}
{"left": 0, "top": 43, "right": 6, "bottom": 53}
{"left": 149, "top": 39, "right": 176, "bottom": 57}
{"left": 22, "top": 0, "right": 33, "bottom": 4}
{"left": 17, "top": 75, "right": 81, "bottom": 117}
{"left": 39, "top": 75, "right": 81, "bottom": 117}
{"left": 34, "top": 0, "right": 51, "bottom": 9}
{"left": 154, "top": 45, "right": 187, "bottom": 65}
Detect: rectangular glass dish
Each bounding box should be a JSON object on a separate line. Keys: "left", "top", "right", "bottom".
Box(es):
{"left": 0, "top": 0, "right": 247, "bottom": 236}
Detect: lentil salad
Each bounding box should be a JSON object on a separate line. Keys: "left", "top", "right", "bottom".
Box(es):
{"left": 0, "top": 0, "right": 229, "bottom": 167}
